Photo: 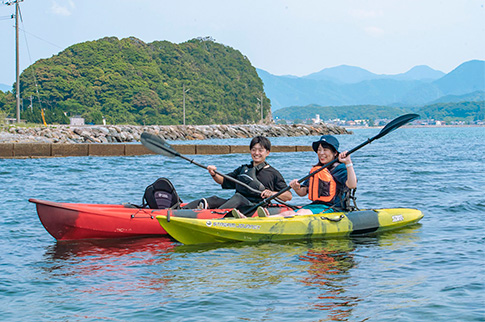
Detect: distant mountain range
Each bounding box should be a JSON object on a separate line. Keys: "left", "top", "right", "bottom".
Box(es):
{"left": 258, "top": 60, "right": 485, "bottom": 110}
{"left": 303, "top": 64, "right": 445, "bottom": 83}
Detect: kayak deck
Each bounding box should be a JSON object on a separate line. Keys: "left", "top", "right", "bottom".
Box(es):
{"left": 156, "top": 208, "right": 424, "bottom": 245}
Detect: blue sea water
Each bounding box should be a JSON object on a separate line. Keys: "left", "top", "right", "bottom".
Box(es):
{"left": 0, "top": 127, "right": 484, "bottom": 321}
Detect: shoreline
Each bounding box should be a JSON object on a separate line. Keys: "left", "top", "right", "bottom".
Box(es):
{"left": 344, "top": 124, "right": 485, "bottom": 130}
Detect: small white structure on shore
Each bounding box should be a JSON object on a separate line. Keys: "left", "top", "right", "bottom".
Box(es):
{"left": 5, "top": 117, "right": 18, "bottom": 125}
{"left": 312, "top": 114, "right": 322, "bottom": 124}
{"left": 69, "top": 116, "right": 85, "bottom": 126}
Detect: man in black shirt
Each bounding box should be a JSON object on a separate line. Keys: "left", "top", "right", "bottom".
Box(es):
{"left": 183, "top": 136, "right": 292, "bottom": 210}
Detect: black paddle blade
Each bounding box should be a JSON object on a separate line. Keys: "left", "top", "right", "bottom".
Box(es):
{"left": 140, "top": 132, "right": 179, "bottom": 158}
{"left": 375, "top": 113, "right": 419, "bottom": 140}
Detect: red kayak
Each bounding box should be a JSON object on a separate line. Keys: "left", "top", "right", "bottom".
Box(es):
{"left": 29, "top": 198, "right": 293, "bottom": 241}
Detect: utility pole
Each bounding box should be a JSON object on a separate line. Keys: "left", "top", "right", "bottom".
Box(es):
{"left": 5, "top": 0, "right": 23, "bottom": 123}
{"left": 257, "top": 94, "right": 263, "bottom": 124}
{"left": 182, "top": 84, "right": 189, "bottom": 126}
{"left": 15, "top": 0, "right": 19, "bottom": 123}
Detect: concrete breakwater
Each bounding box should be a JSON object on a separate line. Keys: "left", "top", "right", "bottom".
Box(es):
{"left": 0, "top": 142, "right": 316, "bottom": 158}
{"left": 0, "top": 123, "right": 350, "bottom": 144}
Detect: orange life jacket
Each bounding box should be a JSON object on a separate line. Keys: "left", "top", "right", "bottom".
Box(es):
{"left": 308, "top": 166, "right": 337, "bottom": 203}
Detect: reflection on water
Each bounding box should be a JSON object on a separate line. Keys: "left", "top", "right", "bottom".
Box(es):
{"left": 295, "top": 225, "right": 423, "bottom": 320}
{"left": 299, "top": 239, "right": 358, "bottom": 320}
{"left": 45, "top": 237, "right": 176, "bottom": 261}
{"left": 37, "top": 222, "right": 425, "bottom": 321}
{"left": 42, "top": 237, "right": 177, "bottom": 295}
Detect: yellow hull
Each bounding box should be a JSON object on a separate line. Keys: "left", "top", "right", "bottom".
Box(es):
{"left": 156, "top": 208, "right": 424, "bottom": 245}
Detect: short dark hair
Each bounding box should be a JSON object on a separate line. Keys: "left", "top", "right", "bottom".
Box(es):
{"left": 250, "top": 136, "right": 271, "bottom": 151}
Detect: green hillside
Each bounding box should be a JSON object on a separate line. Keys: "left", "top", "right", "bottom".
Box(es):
{"left": 417, "top": 101, "right": 484, "bottom": 122}
{"left": 273, "top": 104, "right": 407, "bottom": 122}
{"left": 2, "top": 36, "right": 270, "bottom": 125}
{"left": 273, "top": 101, "right": 485, "bottom": 123}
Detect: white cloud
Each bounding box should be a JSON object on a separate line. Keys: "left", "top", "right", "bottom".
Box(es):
{"left": 365, "top": 26, "right": 385, "bottom": 37}
{"left": 50, "top": 0, "right": 75, "bottom": 16}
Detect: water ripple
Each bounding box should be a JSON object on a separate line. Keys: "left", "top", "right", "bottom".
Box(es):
{"left": 1, "top": 127, "right": 484, "bottom": 321}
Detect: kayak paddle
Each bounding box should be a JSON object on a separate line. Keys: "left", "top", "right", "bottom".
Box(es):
{"left": 141, "top": 132, "right": 264, "bottom": 196}
{"left": 243, "top": 113, "right": 420, "bottom": 215}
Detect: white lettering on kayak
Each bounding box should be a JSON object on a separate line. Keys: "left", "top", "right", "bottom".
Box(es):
{"left": 392, "top": 215, "right": 404, "bottom": 222}
{"left": 236, "top": 223, "right": 261, "bottom": 230}
{"left": 206, "top": 221, "right": 261, "bottom": 230}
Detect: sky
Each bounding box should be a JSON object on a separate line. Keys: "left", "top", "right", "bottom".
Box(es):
{"left": 0, "top": 0, "right": 484, "bottom": 87}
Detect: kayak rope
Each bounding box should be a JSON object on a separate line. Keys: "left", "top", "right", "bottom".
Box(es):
{"left": 320, "top": 215, "right": 344, "bottom": 222}
{"left": 130, "top": 208, "right": 155, "bottom": 219}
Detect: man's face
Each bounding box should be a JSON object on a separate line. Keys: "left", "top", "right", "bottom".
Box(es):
{"left": 250, "top": 143, "right": 270, "bottom": 165}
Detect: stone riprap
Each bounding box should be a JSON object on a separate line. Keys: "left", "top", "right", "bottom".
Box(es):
{"left": 0, "top": 124, "right": 350, "bottom": 144}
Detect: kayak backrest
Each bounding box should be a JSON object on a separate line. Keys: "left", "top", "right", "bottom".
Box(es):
{"left": 143, "top": 177, "right": 183, "bottom": 209}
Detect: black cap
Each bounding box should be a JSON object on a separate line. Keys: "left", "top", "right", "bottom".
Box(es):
{"left": 312, "top": 135, "right": 339, "bottom": 153}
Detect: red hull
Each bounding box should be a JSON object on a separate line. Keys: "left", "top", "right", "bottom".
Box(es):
{"left": 29, "top": 199, "right": 293, "bottom": 241}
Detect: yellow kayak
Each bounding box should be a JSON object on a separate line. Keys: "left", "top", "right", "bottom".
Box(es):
{"left": 156, "top": 208, "right": 424, "bottom": 245}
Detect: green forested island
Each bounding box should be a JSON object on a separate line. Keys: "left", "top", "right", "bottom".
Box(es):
{"left": 0, "top": 36, "right": 270, "bottom": 125}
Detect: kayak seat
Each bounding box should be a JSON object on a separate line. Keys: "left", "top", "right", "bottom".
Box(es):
{"left": 142, "top": 177, "right": 183, "bottom": 209}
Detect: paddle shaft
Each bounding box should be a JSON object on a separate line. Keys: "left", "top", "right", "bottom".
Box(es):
{"left": 170, "top": 151, "right": 265, "bottom": 195}
{"left": 177, "top": 151, "right": 296, "bottom": 207}
{"left": 289, "top": 137, "right": 373, "bottom": 187}
{"left": 141, "top": 132, "right": 293, "bottom": 206}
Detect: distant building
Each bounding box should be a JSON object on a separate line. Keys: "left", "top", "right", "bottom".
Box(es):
{"left": 312, "top": 114, "right": 322, "bottom": 124}
{"left": 70, "top": 116, "right": 85, "bottom": 126}
{"left": 5, "top": 117, "right": 17, "bottom": 125}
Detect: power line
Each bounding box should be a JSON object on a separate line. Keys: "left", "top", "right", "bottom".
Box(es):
{"left": 19, "top": 27, "right": 64, "bottom": 49}
{"left": 18, "top": 3, "right": 43, "bottom": 110}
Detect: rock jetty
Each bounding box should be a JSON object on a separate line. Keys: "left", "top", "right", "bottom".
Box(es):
{"left": 0, "top": 124, "right": 351, "bottom": 144}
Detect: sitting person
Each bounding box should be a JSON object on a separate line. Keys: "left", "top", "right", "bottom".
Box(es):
{"left": 182, "top": 136, "right": 292, "bottom": 215}
{"left": 257, "top": 135, "right": 357, "bottom": 217}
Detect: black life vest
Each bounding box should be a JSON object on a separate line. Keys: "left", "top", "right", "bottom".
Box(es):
{"left": 235, "top": 162, "right": 267, "bottom": 197}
